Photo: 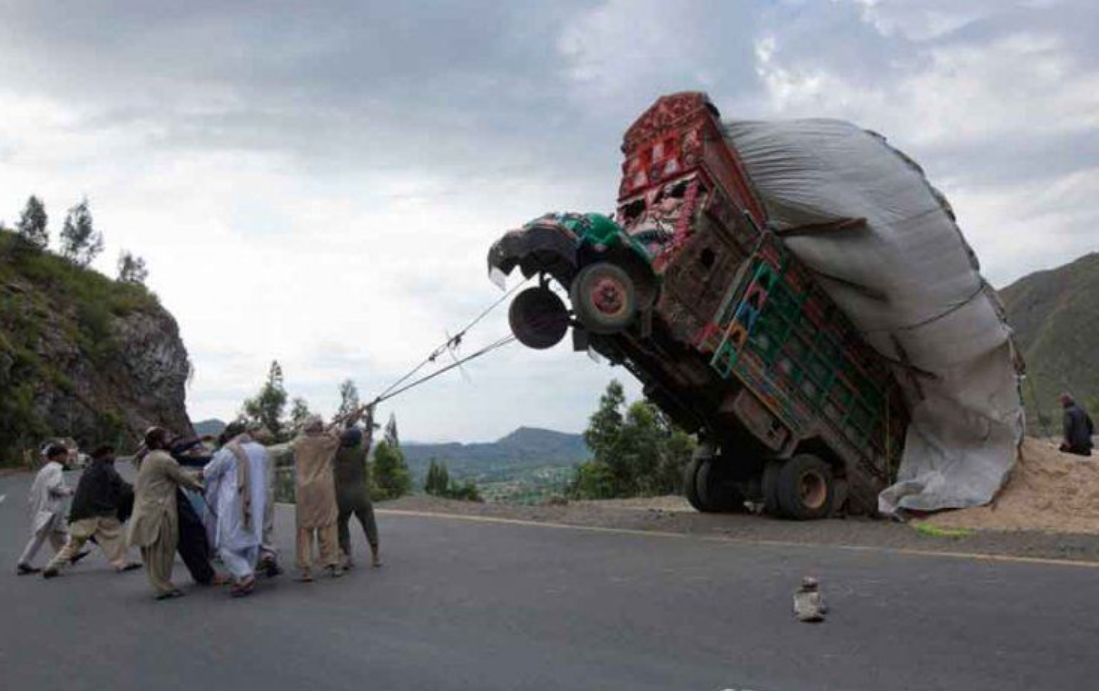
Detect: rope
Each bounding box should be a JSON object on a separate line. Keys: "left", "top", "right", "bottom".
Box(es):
{"left": 373, "top": 334, "right": 516, "bottom": 405}
{"left": 374, "top": 277, "right": 529, "bottom": 401}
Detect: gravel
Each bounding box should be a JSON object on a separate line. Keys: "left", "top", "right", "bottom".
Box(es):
{"left": 379, "top": 493, "right": 1099, "bottom": 564}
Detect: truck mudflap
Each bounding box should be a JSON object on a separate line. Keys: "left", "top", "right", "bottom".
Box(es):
{"left": 487, "top": 222, "right": 579, "bottom": 288}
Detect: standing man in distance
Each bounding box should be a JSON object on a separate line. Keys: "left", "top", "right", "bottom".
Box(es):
{"left": 128, "top": 427, "right": 203, "bottom": 600}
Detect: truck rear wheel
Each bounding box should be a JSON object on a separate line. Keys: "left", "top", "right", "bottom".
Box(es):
{"left": 696, "top": 458, "right": 747, "bottom": 513}
{"left": 508, "top": 286, "right": 570, "bottom": 350}
{"left": 776, "top": 454, "right": 835, "bottom": 520}
{"left": 570, "top": 262, "right": 638, "bottom": 334}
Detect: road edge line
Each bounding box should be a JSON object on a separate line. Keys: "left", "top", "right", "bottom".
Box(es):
{"left": 375, "top": 508, "right": 1099, "bottom": 570}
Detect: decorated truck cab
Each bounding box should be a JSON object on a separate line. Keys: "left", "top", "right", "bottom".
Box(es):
{"left": 487, "top": 93, "right": 909, "bottom": 519}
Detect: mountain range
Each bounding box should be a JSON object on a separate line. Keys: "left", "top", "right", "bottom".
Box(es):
{"left": 402, "top": 426, "right": 589, "bottom": 479}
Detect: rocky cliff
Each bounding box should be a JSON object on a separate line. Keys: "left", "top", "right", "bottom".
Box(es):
{"left": 0, "top": 230, "right": 191, "bottom": 463}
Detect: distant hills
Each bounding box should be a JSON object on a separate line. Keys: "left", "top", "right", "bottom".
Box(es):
{"left": 192, "top": 418, "right": 227, "bottom": 437}
{"left": 183, "top": 419, "right": 588, "bottom": 483}
{"left": 402, "top": 426, "right": 589, "bottom": 479}
{"left": 1000, "top": 252, "right": 1099, "bottom": 429}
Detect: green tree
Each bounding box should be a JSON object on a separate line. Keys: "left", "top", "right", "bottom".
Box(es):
{"left": 337, "top": 379, "right": 360, "bottom": 425}
{"left": 372, "top": 439, "right": 412, "bottom": 500}
{"left": 384, "top": 412, "right": 400, "bottom": 447}
{"left": 571, "top": 380, "right": 695, "bottom": 499}
{"left": 242, "top": 360, "right": 288, "bottom": 438}
{"left": 15, "top": 196, "right": 48, "bottom": 250}
{"left": 116, "top": 250, "right": 148, "bottom": 284}
{"left": 424, "top": 457, "right": 451, "bottom": 496}
{"left": 59, "top": 199, "right": 104, "bottom": 268}
{"left": 289, "top": 396, "right": 312, "bottom": 432}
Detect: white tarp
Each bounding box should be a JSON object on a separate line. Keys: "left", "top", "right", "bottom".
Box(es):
{"left": 724, "top": 119, "right": 1025, "bottom": 514}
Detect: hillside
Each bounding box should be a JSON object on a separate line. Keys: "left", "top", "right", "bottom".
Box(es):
{"left": 193, "top": 418, "right": 227, "bottom": 437}
{"left": 1000, "top": 252, "right": 1099, "bottom": 429}
{"left": 402, "top": 426, "right": 589, "bottom": 496}
{"left": 0, "top": 230, "right": 192, "bottom": 463}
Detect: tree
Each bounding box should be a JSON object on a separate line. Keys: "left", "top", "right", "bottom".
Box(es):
{"left": 424, "top": 458, "right": 481, "bottom": 501}
{"left": 424, "top": 458, "right": 450, "bottom": 496}
{"left": 337, "top": 379, "right": 360, "bottom": 426}
{"left": 117, "top": 250, "right": 148, "bottom": 284}
{"left": 372, "top": 439, "right": 412, "bottom": 500}
{"left": 59, "top": 199, "right": 104, "bottom": 267}
{"left": 15, "top": 196, "right": 48, "bottom": 249}
{"left": 242, "top": 360, "right": 288, "bottom": 438}
{"left": 571, "top": 379, "right": 695, "bottom": 499}
{"left": 577, "top": 380, "right": 628, "bottom": 496}
{"left": 384, "top": 412, "right": 400, "bottom": 447}
{"left": 289, "top": 397, "right": 313, "bottom": 432}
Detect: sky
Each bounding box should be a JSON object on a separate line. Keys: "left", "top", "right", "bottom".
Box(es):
{"left": 1, "top": 0, "right": 1096, "bottom": 442}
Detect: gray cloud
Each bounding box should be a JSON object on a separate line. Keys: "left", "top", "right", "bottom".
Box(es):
{"left": 1, "top": 0, "right": 1095, "bottom": 435}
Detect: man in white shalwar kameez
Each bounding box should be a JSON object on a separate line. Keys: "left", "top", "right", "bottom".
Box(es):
{"left": 202, "top": 426, "right": 268, "bottom": 597}
{"left": 16, "top": 445, "right": 76, "bottom": 574}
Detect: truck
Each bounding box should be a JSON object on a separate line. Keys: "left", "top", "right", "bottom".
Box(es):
{"left": 487, "top": 92, "right": 909, "bottom": 519}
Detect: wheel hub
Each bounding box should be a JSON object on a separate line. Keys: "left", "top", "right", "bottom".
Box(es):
{"left": 590, "top": 277, "right": 626, "bottom": 316}
{"left": 799, "top": 471, "right": 827, "bottom": 510}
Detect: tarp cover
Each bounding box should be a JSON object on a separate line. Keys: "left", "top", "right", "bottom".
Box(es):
{"left": 724, "top": 119, "right": 1025, "bottom": 514}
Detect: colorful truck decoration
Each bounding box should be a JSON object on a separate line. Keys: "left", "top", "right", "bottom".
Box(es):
{"left": 487, "top": 93, "right": 909, "bottom": 519}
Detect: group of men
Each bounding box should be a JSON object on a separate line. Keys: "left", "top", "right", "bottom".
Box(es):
{"left": 16, "top": 413, "right": 381, "bottom": 600}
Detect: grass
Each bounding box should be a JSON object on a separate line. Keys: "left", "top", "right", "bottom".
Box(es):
{"left": 911, "top": 522, "right": 975, "bottom": 539}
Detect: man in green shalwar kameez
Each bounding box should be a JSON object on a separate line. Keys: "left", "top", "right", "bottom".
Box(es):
{"left": 335, "top": 424, "right": 381, "bottom": 569}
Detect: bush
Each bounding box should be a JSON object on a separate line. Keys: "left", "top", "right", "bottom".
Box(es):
{"left": 372, "top": 440, "right": 413, "bottom": 500}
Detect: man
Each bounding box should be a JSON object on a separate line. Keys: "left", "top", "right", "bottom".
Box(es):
{"left": 169, "top": 435, "right": 226, "bottom": 586}
{"left": 1060, "top": 394, "right": 1095, "bottom": 457}
{"left": 42, "top": 445, "right": 141, "bottom": 577}
{"left": 16, "top": 445, "right": 77, "bottom": 575}
{"left": 335, "top": 424, "right": 381, "bottom": 569}
{"left": 292, "top": 416, "right": 343, "bottom": 581}
{"left": 250, "top": 426, "right": 283, "bottom": 577}
{"left": 127, "top": 427, "right": 203, "bottom": 600}
{"left": 201, "top": 422, "right": 268, "bottom": 597}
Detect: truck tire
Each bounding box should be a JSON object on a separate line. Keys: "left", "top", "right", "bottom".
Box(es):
{"left": 696, "top": 458, "right": 747, "bottom": 513}
{"left": 509, "top": 287, "right": 570, "bottom": 350}
{"left": 570, "top": 262, "right": 638, "bottom": 334}
{"left": 776, "top": 454, "right": 835, "bottom": 520}
{"left": 683, "top": 455, "right": 708, "bottom": 512}
{"left": 762, "top": 460, "right": 785, "bottom": 518}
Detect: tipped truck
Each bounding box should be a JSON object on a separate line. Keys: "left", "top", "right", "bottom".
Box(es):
{"left": 488, "top": 93, "right": 909, "bottom": 519}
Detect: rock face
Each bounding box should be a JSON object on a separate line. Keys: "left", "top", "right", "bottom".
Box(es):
{"left": 0, "top": 233, "right": 192, "bottom": 462}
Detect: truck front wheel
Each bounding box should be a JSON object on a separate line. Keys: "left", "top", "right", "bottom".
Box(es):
{"left": 570, "top": 262, "right": 638, "bottom": 334}
{"left": 509, "top": 286, "right": 570, "bottom": 350}
{"left": 775, "top": 454, "right": 835, "bottom": 520}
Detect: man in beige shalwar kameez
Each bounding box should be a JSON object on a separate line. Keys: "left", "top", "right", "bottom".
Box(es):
{"left": 291, "top": 417, "right": 343, "bottom": 581}
{"left": 127, "top": 428, "right": 203, "bottom": 600}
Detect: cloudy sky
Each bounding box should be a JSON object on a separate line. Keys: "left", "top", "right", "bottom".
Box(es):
{"left": 1, "top": 0, "right": 1095, "bottom": 441}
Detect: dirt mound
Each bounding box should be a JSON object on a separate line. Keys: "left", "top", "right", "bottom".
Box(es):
{"left": 928, "top": 438, "right": 1099, "bottom": 534}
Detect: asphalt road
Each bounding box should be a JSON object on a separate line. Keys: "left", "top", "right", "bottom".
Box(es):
{"left": 2, "top": 470, "right": 1097, "bottom": 691}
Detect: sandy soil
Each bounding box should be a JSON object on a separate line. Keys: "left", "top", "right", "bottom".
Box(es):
{"left": 928, "top": 438, "right": 1099, "bottom": 534}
